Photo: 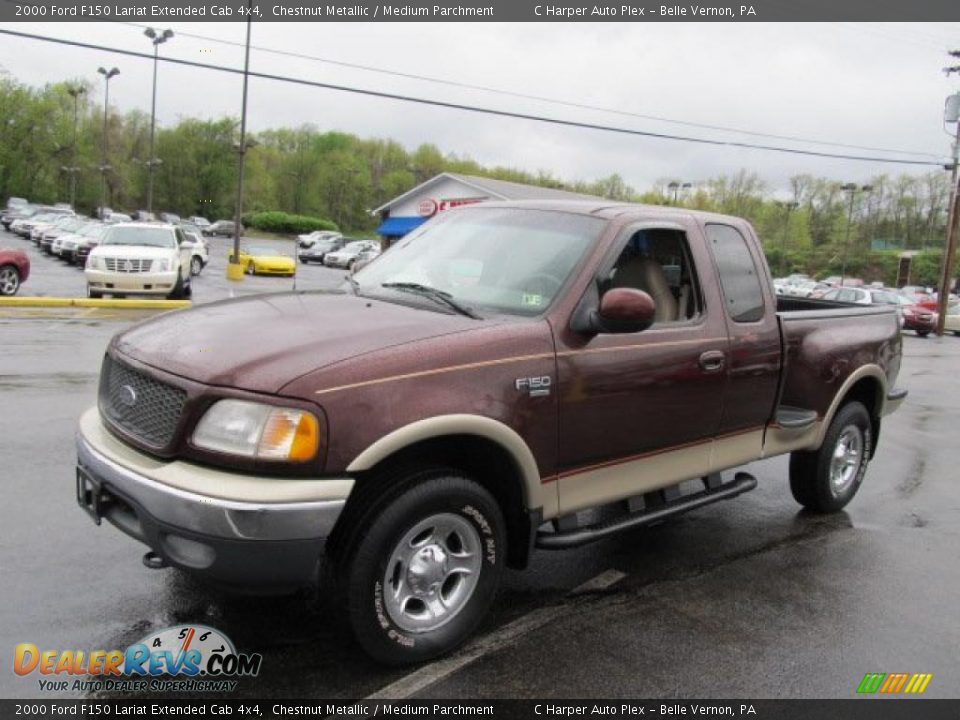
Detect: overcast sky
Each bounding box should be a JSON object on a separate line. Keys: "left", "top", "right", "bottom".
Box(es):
{"left": 1, "top": 21, "right": 958, "bottom": 195}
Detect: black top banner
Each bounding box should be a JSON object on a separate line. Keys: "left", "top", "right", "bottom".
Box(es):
{"left": 1, "top": 0, "right": 959, "bottom": 22}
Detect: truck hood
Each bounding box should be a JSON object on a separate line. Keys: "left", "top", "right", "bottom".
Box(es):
{"left": 112, "top": 291, "right": 490, "bottom": 394}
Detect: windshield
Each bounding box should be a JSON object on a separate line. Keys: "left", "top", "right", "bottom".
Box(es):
{"left": 79, "top": 224, "right": 105, "bottom": 238}
{"left": 353, "top": 207, "right": 604, "bottom": 316}
{"left": 870, "top": 290, "right": 899, "bottom": 305}
{"left": 102, "top": 226, "right": 176, "bottom": 248}
{"left": 341, "top": 241, "right": 371, "bottom": 252}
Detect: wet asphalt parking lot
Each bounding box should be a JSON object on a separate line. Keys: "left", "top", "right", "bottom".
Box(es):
{"left": 2, "top": 226, "right": 959, "bottom": 701}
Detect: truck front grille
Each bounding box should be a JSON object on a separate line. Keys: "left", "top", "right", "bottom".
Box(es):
{"left": 99, "top": 355, "right": 186, "bottom": 449}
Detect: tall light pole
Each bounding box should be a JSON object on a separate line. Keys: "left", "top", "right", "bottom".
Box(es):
{"left": 936, "top": 87, "right": 960, "bottom": 336}
{"left": 97, "top": 67, "right": 119, "bottom": 219}
{"left": 228, "top": 7, "right": 253, "bottom": 281}
{"left": 144, "top": 27, "right": 173, "bottom": 216}
{"left": 63, "top": 85, "right": 86, "bottom": 209}
{"left": 840, "top": 183, "right": 872, "bottom": 285}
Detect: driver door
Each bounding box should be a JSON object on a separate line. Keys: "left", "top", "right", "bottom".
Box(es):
{"left": 553, "top": 221, "right": 730, "bottom": 514}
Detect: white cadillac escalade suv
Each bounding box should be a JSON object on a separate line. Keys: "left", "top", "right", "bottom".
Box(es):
{"left": 85, "top": 223, "right": 193, "bottom": 299}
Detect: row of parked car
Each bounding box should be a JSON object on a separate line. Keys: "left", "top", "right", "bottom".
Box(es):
{"left": 0, "top": 197, "right": 211, "bottom": 298}
{"left": 774, "top": 273, "right": 960, "bottom": 337}
{"left": 297, "top": 230, "right": 381, "bottom": 271}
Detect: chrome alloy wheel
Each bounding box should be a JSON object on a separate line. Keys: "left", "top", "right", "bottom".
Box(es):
{"left": 0, "top": 266, "right": 20, "bottom": 295}
{"left": 830, "top": 426, "right": 864, "bottom": 495}
{"left": 383, "top": 513, "right": 483, "bottom": 633}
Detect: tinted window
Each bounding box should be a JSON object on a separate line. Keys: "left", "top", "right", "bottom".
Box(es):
{"left": 705, "top": 224, "right": 765, "bottom": 322}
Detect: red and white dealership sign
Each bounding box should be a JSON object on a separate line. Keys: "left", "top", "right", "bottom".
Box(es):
{"left": 418, "top": 197, "right": 486, "bottom": 217}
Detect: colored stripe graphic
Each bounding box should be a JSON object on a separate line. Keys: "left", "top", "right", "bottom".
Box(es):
{"left": 857, "top": 672, "right": 932, "bottom": 694}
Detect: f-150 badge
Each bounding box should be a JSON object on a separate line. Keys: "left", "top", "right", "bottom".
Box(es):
{"left": 515, "top": 376, "right": 551, "bottom": 397}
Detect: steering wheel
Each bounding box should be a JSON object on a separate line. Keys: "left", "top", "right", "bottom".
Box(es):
{"left": 524, "top": 272, "right": 564, "bottom": 296}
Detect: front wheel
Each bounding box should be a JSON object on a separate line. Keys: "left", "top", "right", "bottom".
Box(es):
{"left": 86, "top": 286, "right": 102, "bottom": 299}
{"left": 246, "top": 260, "right": 256, "bottom": 275}
{"left": 340, "top": 472, "right": 505, "bottom": 665}
{"left": 917, "top": 330, "right": 930, "bottom": 338}
{"left": 0, "top": 264, "right": 21, "bottom": 295}
{"left": 789, "top": 401, "right": 872, "bottom": 513}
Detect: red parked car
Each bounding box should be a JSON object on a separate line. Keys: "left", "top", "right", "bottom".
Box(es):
{"left": 0, "top": 248, "right": 30, "bottom": 295}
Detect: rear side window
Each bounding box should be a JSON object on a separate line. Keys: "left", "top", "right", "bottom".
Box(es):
{"left": 705, "top": 224, "right": 765, "bottom": 322}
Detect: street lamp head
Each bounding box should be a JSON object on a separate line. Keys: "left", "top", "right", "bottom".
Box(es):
{"left": 840, "top": 182, "right": 858, "bottom": 192}
{"left": 147, "top": 28, "right": 174, "bottom": 45}
{"left": 98, "top": 67, "right": 120, "bottom": 79}
{"left": 861, "top": 185, "right": 874, "bottom": 193}
{"left": 67, "top": 85, "right": 86, "bottom": 98}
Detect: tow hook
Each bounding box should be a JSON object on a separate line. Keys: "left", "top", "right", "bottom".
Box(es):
{"left": 142, "top": 551, "right": 168, "bottom": 570}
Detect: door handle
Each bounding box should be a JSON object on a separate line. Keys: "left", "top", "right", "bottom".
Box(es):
{"left": 699, "top": 350, "right": 725, "bottom": 372}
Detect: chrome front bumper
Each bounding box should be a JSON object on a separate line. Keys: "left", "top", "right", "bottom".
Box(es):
{"left": 75, "top": 409, "right": 353, "bottom": 589}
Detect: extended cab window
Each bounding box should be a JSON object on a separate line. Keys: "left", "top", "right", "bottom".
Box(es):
{"left": 705, "top": 224, "right": 765, "bottom": 323}
{"left": 604, "top": 228, "right": 702, "bottom": 324}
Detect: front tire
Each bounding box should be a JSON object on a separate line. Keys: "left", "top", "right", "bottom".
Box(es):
{"left": 917, "top": 330, "right": 930, "bottom": 338}
{"left": 339, "top": 472, "right": 505, "bottom": 665}
{"left": 246, "top": 260, "right": 256, "bottom": 275}
{"left": 789, "top": 401, "right": 872, "bottom": 513}
{"left": 86, "top": 286, "right": 102, "bottom": 299}
{"left": 0, "top": 264, "right": 21, "bottom": 296}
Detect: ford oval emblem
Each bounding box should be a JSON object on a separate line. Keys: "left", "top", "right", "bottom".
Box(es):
{"left": 119, "top": 385, "right": 138, "bottom": 408}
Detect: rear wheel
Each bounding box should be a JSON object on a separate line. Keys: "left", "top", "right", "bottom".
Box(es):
{"left": 789, "top": 401, "right": 872, "bottom": 513}
{"left": 246, "top": 260, "right": 256, "bottom": 275}
{"left": 337, "top": 471, "right": 505, "bottom": 665}
{"left": 190, "top": 256, "right": 203, "bottom": 276}
{"left": 917, "top": 330, "right": 930, "bottom": 338}
{"left": 0, "top": 265, "right": 21, "bottom": 295}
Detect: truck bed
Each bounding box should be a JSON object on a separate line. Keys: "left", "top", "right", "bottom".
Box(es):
{"left": 775, "top": 295, "right": 902, "bottom": 423}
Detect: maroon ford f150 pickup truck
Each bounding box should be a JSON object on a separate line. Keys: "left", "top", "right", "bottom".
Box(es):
{"left": 75, "top": 201, "right": 906, "bottom": 664}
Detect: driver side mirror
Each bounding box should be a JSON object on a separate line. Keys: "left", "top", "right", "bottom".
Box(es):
{"left": 591, "top": 287, "right": 656, "bottom": 334}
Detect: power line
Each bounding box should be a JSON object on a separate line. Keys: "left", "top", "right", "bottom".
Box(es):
{"left": 0, "top": 27, "right": 948, "bottom": 168}
{"left": 116, "top": 20, "right": 944, "bottom": 160}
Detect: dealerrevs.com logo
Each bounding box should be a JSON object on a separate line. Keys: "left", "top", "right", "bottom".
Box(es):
{"left": 14, "top": 625, "right": 262, "bottom": 693}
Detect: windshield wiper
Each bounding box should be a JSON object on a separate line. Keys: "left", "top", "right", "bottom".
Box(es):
{"left": 380, "top": 282, "right": 481, "bottom": 319}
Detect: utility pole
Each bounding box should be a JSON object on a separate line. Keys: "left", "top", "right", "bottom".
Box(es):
{"left": 935, "top": 77, "right": 960, "bottom": 335}
{"left": 228, "top": 5, "right": 253, "bottom": 281}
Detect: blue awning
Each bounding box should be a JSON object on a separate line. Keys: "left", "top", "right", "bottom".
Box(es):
{"left": 376, "top": 215, "right": 427, "bottom": 237}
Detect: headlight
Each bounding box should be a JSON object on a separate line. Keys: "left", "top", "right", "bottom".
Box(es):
{"left": 87, "top": 255, "right": 105, "bottom": 270}
{"left": 192, "top": 399, "right": 320, "bottom": 462}
{"left": 152, "top": 258, "right": 171, "bottom": 272}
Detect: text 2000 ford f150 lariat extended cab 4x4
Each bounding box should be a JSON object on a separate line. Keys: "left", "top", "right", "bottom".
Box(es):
{"left": 75, "top": 201, "right": 906, "bottom": 664}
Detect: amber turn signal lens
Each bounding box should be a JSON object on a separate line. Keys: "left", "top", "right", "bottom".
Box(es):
{"left": 257, "top": 409, "right": 320, "bottom": 461}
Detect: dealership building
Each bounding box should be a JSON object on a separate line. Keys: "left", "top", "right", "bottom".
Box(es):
{"left": 373, "top": 172, "right": 601, "bottom": 243}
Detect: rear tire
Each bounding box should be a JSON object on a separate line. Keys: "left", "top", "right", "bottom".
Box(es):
{"left": 337, "top": 471, "right": 505, "bottom": 665}
{"left": 789, "top": 401, "right": 872, "bottom": 513}
{"left": 190, "top": 256, "right": 203, "bottom": 276}
{"left": 917, "top": 330, "right": 930, "bottom": 338}
{"left": 247, "top": 260, "right": 256, "bottom": 275}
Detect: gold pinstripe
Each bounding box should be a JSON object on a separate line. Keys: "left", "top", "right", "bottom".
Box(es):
{"left": 314, "top": 337, "right": 728, "bottom": 396}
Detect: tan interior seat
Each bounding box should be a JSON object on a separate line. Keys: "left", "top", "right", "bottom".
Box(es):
{"left": 610, "top": 257, "right": 679, "bottom": 322}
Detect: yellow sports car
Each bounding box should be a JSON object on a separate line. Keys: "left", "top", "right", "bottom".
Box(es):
{"left": 229, "top": 245, "right": 296, "bottom": 276}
